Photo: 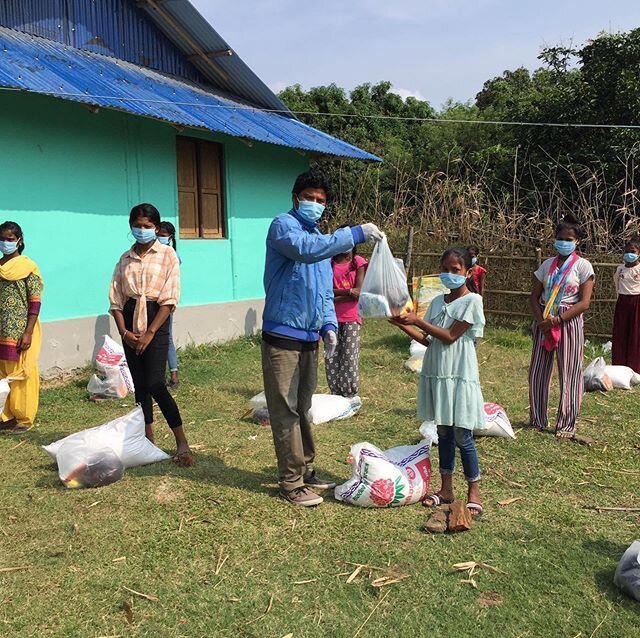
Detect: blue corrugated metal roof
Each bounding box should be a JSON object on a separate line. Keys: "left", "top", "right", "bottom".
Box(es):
{"left": 136, "top": 0, "right": 293, "bottom": 114}
{"left": 0, "top": 27, "right": 381, "bottom": 161}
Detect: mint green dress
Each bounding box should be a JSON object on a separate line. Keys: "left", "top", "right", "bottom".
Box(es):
{"left": 417, "top": 293, "right": 485, "bottom": 430}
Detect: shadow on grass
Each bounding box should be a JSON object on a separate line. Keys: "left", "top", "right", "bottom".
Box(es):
{"left": 583, "top": 539, "right": 640, "bottom": 610}
{"left": 218, "top": 385, "right": 261, "bottom": 401}
{"left": 130, "top": 453, "right": 344, "bottom": 498}
{"left": 369, "top": 332, "right": 410, "bottom": 355}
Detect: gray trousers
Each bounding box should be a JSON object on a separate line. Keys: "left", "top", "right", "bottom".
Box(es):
{"left": 261, "top": 341, "right": 318, "bottom": 491}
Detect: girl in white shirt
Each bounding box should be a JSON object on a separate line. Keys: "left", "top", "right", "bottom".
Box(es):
{"left": 528, "top": 215, "right": 595, "bottom": 444}
{"left": 612, "top": 237, "right": 640, "bottom": 373}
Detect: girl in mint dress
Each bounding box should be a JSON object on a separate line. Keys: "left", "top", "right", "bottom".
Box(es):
{"left": 392, "top": 247, "right": 485, "bottom": 516}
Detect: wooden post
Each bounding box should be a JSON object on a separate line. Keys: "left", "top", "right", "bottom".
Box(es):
{"left": 404, "top": 226, "right": 414, "bottom": 271}
{"left": 535, "top": 247, "right": 542, "bottom": 268}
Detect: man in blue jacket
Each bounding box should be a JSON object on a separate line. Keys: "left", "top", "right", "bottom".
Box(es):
{"left": 262, "top": 169, "right": 382, "bottom": 506}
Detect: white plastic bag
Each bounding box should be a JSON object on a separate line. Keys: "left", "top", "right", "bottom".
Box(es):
{"left": 358, "top": 236, "right": 412, "bottom": 318}
{"left": 43, "top": 406, "right": 170, "bottom": 468}
{"left": 87, "top": 335, "right": 134, "bottom": 399}
{"left": 419, "top": 421, "right": 438, "bottom": 446}
{"left": 335, "top": 438, "right": 431, "bottom": 507}
{"left": 57, "top": 437, "right": 125, "bottom": 489}
{"left": 475, "top": 403, "right": 516, "bottom": 439}
{"left": 604, "top": 365, "right": 636, "bottom": 390}
{"left": 584, "top": 357, "right": 613, "bottom": 392}
{"left": 310, "top": 394, "right": 362, "bottom": 425}
{"left": 0, "top": 378, "right": 9, "bottom": 414}
{"left": 614, "top": 540, "right": 640, "bottom": 601}
{"left": 404, "top": 340, "right": 427, "bottom": 373}
{"left": 248, "top": 392, "right": 361, "bottom": 426}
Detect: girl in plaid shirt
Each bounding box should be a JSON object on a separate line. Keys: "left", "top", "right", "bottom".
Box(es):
{"left": 110, "top": 204, "right": 193, "bottom": 466}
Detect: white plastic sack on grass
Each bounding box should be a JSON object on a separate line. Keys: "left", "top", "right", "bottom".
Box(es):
{"left": 0, "top": 378, "right": 9, "bottom": 414}
{"left": 474, "top": 403, "right": 516, "bottom": 439}
{"left": 604, "top": 365, "right": 636, "bottom": 390}
{"left": 43, "top": 406, "right": 170, "bottom": 468}
{"left": 614, "top": 540, "right": 640, "bottom": 601}
{"left": 358, "top": 235, "right": 412, "bottom": 318}
{"left": 87, "top": 335, "right": 134, "bottom": 399}
{"left": 404, "top": 340, "right": 427, "bottom": 373}
{"left": 248, "top": 392, "right": 361, "bottom": 426}
{"left": 57, "top": 437, "right": 125, "bottom": 489}
{"left": 309, "top": 394, "right": 362, "bottom": 425}
{"left": 335, "top": 438, "right": 431, "bottom": 507}
{"left": 584, "top": 357, "right": 613, "bottom": 392}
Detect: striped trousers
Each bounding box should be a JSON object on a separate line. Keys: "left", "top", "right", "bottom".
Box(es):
{"left": 528, "top": 310, "right": 584, "bottom": 436}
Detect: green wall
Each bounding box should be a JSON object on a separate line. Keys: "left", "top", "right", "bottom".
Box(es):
{"left": 0, "top": 92, "right": 308, "bottom": 322}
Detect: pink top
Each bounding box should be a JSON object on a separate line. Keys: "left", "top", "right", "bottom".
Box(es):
{"left": 332, "top": 255, "right": 368, "bottom": 324}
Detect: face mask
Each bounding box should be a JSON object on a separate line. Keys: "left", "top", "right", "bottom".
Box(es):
{"left": 440, "top": 272, "right": 467, "bottom": 290}
{"left": 131, "top": 227, "right": 157, "bottom": 244}
{"left": 0, "top": 240, "right": 19, "bottom": 256}
{"left": 624, "top": 252, "right": 639, "bottom": 264}
{"left": 157, "top": 236, "right": 171, "bottom": 246}
{"left": 296, "top": 199, "right": 325, "bottom": 224}
{"left": 471, "top": 257, "right": 478, "bottom": 266}
{"left": 554, "top": 239, "right": 576, "bottom": 256}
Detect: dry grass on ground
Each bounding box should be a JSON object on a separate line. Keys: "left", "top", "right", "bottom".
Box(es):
{"left": 1, "top": 322, "right": 639, "bottom": 637}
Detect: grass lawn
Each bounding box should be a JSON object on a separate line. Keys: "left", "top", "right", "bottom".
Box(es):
{"left": 1, "top": 321, "right": 639, "bottom": 637}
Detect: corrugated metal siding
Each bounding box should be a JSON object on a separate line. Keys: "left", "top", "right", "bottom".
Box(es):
{"left": 0, "top": 27, "right": 381, "bottom": 161}
{"left": 0, "top": 0, "right": 207, "bottom": 83}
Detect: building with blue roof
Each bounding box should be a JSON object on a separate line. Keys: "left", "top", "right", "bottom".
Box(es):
{"left": 0, "top": 0, "right": 379, "bottom": 372}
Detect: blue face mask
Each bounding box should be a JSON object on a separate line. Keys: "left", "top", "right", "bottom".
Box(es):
{"left": 131, "top": 227, "right": 157, "bottom": 244}
{"left": 440, "top": 272, "right": 467, "bottom": 290}
{"left": 471, "top": 257, "right": 478, "bottom": 266}
{"left": 624, "top": 252, "right": 639, "bottom": 264}
{"left": 0, "top": 240, "right": 19, "bottom": 256}
{"left": 554, "top": 239, "right": 577, "bottom": 256}
{"left": 296, "top": 199, "right": 325, "bottom": 224}
{"left": 157, "top": 236, "right": 172, "bottom": 246}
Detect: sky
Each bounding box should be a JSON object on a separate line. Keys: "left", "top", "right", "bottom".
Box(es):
{"left": 190, "top": 0, "right": 640, "bottom": 109}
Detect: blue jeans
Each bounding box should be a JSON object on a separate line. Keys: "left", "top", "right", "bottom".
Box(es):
{"left": 437, "top": 425, "right": 481, "bottom": 482}
{"left": 167, "top": 315, "right": 179, "bottom": 373}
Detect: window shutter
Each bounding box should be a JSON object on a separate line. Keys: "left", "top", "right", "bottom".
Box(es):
{"left": 198, "top": 141, "right": 224, "bottom": 238}
{"left": 176, "top": 137, "right": 199, "bottom": 238}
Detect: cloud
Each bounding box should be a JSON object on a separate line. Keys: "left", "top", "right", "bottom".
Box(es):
{"left": 392, "top": 87, "right": 427, "bottom": 102}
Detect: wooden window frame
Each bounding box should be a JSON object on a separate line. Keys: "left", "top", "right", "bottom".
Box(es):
{"left": 176, "top": 136, "right": 226, "bottom": 239}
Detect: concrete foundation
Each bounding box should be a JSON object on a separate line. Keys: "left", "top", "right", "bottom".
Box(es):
{"left": 40, "top": 298, "right": 264, "bottom": 376}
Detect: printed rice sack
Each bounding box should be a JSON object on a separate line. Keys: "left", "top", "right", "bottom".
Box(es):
{"left": 475, "top": 403, "right": 516, "bottom": 439}
{"left": 249, "top": 392, "right": 361, "bottom": 426}
{"left": 87, "top": 335, "right": 135, "bottom": 399}
{"left": 335, "top": 439, "right": 431, "bottom": 507}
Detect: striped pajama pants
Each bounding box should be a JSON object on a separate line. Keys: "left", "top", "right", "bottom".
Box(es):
{"left": 528, "top": 309, "right": 585, "bottom": 436}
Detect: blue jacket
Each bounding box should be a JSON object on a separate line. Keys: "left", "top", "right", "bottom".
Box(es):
{"left": 262, "top": 210, "right": 365, "bottom": 341}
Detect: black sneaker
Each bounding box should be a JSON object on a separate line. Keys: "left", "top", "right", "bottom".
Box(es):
{"left": 303, "top": 471, "right": 336, "bottom": 490}
{"left": 279, "top": 486, "right": 324, "bottom": 507}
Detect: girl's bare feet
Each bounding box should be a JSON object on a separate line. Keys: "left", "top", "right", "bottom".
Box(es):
{"left": 145, "top": 423, "right": 155, "bottom": 444}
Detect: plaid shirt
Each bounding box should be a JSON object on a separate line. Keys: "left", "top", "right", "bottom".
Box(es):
{"left": 109, "top": 242, "right": 180, "bottom": 333}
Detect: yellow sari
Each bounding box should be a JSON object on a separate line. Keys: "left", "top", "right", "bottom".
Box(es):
{"left": 0, "top": 256, "right": 43, "bottom": 426}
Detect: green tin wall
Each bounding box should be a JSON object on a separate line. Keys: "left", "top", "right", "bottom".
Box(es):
{"left": 0, "top": 92, "right": 308, "bottom": 322}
